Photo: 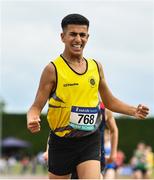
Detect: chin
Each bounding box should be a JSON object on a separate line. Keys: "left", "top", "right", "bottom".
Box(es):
{"left": 71, "top": 51, "right": 82, "bottom": 57}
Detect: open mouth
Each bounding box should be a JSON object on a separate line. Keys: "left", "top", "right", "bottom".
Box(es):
{"left": 72, "top": 44, "right": 82, "bottom": 50}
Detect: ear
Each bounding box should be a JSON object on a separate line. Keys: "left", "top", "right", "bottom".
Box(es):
{"left": 61, "top": 32, "right": 65, "bottom": 42}
{"left": 87, "top": 34, "right": 89, "bottom": 39}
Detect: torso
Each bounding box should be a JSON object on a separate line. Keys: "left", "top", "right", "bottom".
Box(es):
{"left": 47, "top": 55, "right": 101, "bottom": 137}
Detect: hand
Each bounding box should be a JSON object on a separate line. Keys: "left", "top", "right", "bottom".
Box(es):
{"left": 105, "top": 154, "right": 116, "bottom": 164}
{"left": 134, "top": 104, "right": 149, "bottom": 119}
{"left": 43, "top": 151, "right": 48, "bottom": 162}
{"left": 27, "top": 116, "right": 41, "bottom": 133}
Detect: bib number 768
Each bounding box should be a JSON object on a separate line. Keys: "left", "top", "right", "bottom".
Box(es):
{"left": 78, "top": 114, "right": 95, "bottom": 125}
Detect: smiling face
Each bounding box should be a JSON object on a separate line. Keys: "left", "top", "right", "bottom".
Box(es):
{"left": 61, "top": 24, "right": 89, "bottom": 58}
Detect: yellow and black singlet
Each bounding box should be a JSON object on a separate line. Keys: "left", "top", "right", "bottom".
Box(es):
{"left": 47, "top": 55, "right": 101, "bottom": 137}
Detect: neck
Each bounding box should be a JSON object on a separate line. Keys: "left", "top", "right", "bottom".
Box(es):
{"left": 62, "top": 52, "right": 83, "bottom": 63}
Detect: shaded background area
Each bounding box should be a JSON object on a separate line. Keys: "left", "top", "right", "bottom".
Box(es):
{"left": 1, "top": 113, "right": 154, "bottom": 163}
{"left": 116, "top": 117, "right": 154, "bottom": 162}
{"left": 1, "top": 113, "right": 49, "bottom": 155}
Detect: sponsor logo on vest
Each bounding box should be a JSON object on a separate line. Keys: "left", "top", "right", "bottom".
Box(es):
{"left": 89, "top": 76, "right": 96, "bottom": 87}
{"left": 63, "top": 83, "right": 79, "bottom": 87}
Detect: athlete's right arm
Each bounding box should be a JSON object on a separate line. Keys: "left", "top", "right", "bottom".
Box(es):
{"left": 27, "top": 63, "right": 56, "bottom": 133}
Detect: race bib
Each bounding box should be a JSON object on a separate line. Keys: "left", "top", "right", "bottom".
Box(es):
{"left": 69, "top": 106, "right": 98, "bottom": 131}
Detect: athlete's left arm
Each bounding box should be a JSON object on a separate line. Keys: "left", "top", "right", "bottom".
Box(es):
{"left": 97, "top": 61, "right": 149, "bottom": 119}
{"left": 105, "top": 109, "right": 118, "bottom": 164}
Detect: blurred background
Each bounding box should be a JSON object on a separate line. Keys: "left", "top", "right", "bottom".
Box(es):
{"left": 1, "top": 0, "right": 154, "bottom": 179}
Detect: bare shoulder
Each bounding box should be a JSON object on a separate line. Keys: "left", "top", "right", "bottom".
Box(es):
{"left": 38, "top": 62, "right": 56, "bottom": 92}
{"left": 42, "top": 63, "right": 56, "bottom": 82}
{"left": 44, "top": 62, "right": 56, "bottom": 75}
{"left": 94, "top": 60, "right": 102, "bottom": 70}
{"left": 94, "top": 60, "right": 104, "bottom": 79}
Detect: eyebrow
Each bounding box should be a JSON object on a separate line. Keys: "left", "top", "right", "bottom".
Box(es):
{"left": 69, "top": 32, "right": 87, "bottom": 36}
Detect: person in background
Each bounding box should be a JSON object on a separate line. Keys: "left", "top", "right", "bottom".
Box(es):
{"left": 131, "top": 142, "right": 148, "bottom": 179}
{"left": 115, "top": 149, "right": 125, "bottom": 169}
{"left": 145, "top": 145, "right": 154, "bottom": 179}
{"left": 99, "top": 103, "right": 118, "bottom": 179}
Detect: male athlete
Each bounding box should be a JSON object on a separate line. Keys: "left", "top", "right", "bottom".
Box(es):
{"left": 27, "top": 14, "right": 149, "bottom": 179}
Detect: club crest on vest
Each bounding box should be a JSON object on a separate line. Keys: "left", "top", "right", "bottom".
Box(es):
{"left": 89, "top": 76, "right": 96, "bottom": 87}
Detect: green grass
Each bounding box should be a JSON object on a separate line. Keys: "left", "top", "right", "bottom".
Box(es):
{"left": 0, "top": 162, "right": 48, "bottom": 176}
{"left": 1, "top": 162, "right": 154, "bottom": 179}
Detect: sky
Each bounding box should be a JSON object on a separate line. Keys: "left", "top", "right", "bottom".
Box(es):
{"left": 1, "top": 0, "right": 154, "bottom": 116}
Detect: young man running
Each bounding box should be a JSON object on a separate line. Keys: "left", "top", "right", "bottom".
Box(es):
{"left": 27, "top": 14, "right": 149, "bottom": 179}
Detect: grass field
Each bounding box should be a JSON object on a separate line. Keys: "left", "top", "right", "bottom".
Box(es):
{"left": 0, "top": 162, "right": 154, "bottom": 179}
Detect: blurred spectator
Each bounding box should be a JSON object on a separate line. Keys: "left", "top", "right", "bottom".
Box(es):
{"left": 20, "top": 156, "right": 30, "bottom": 174}
{"left": 117, "top": 165, "right": 133, "bottom": 177}
{"left": 7, "top": 156, "right": 17, "bottom": 174}
{"left": 144, "top": 145, "right": 154, "bottom": 178}
{"left": 130, "top": 142, "right": 148, "bottom": 179}
{"left": 103, "top": 129, "right": 117, "bottom": 179}
{"left": 115, "top": 149, "right": 125, "bottom": 168}
{"left": 0, "top": 157, "right": 7, "bottom": 174}
{"left": 31, "top": 155, "right": 37, "bottom": 174}
{"left": 37, "top": 152, "right": 47, "bottom": 172}
{"left": 115, "top": 149, "right": 126, "bottom": 177}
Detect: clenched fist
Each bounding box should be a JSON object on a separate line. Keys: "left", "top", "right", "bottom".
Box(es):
{"left": 134, "top": 104, "right": 149, "bottom": 119}
{"left": 27, "top": 116, "right": 41, "bottom": 133}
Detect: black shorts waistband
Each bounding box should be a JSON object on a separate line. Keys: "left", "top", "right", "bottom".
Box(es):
{"left": 49, "top": 129, "right": 100, "bottom": 146}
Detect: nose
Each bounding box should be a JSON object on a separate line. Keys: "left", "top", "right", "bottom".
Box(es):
{"left": 75, "top": 34, "right": 81, "bottom": 42}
